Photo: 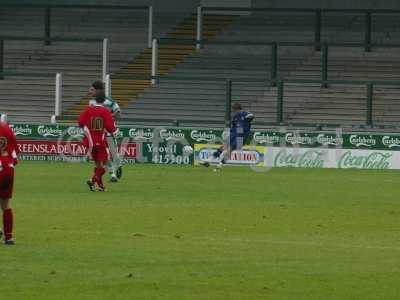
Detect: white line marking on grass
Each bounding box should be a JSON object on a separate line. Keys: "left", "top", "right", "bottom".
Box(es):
{"left": 53, "top": 229, "right": 400, "bottom": 251}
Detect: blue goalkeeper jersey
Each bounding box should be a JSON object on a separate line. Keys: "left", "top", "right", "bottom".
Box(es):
{"left": 231, "top": 111, "right": 254, "bottom": 137}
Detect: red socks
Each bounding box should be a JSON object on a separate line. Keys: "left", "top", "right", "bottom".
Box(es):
{"left": 92, "top": 167, "right": 106, "bottom": 187}
{"left": 3, "top": 208, "right": 13, "bottom": 241}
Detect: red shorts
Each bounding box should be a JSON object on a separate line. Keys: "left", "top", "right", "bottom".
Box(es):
{"left": 91, "top": 146, "right": 109, "bottom": 163}
{"left": 0, "top": 166, "right": 14, "bottom": 199}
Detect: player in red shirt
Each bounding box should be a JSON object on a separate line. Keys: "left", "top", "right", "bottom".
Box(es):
{"left": 78, "top": 92, "right": 116, "bottom": 191}
{"left": 0, "top": 120, "right": 18, "bottom": 245}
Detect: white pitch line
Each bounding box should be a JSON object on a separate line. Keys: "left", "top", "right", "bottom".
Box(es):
{"left": 51, "top": 229, "right": 400, "bottom": 251}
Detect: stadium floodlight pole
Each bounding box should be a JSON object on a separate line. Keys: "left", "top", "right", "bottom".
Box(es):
{"left": 105, "top": 74, "right": 112, "bottom": 97}
{"left": 55, "top": 73, "right": 63, "bottom": 118}
{"left": 102, "top": 38, "right": 109, "bottom": 83}
{"left": 196, "top": 6, "right": 203, "bottom": 50}
{"left": 147, "top": 6, "right": 153, "bottom": 49}
{"left": 151, "top": 39, "right": 158, "bottom": 85}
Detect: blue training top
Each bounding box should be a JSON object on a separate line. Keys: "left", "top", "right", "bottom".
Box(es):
{"left": 231, "top": 111, "right": 254, "bottom": 137}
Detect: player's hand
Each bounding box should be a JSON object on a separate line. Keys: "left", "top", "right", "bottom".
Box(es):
{"left": 113, "top": 129, "right": 120, "bottom": 138}
{"left": 113, "top": 111, "right": 121, "bottom": 120}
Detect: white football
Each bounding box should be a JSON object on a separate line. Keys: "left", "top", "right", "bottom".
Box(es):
{"left": 183, "top": 145, "right": 194, "bottom": 155}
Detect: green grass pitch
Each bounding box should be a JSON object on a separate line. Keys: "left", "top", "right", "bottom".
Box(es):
{"left": 1, "top": 161, "right": 400, "bottom": 299}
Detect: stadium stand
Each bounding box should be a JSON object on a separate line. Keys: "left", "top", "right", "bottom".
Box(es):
{"left": 2, "top": 8, "right": 400, "bottom": 128}
{"left": 265, "top": 47, "right": 400, "bottom": 126}
{"left": 118, "top": 11, "right": 400, "bottom": 128}
{"left": 62, "top": 14, "right": 236, "bottom": 119}
{"left": 0, "top": 7, "right": 187, "bottom": 122}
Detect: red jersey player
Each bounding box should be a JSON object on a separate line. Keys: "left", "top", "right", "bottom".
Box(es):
{"left": 0, "top": 120, "right": 18, "bottom": 245}
{"left": 78, "top": 92, "right": 116, "bottom": 191}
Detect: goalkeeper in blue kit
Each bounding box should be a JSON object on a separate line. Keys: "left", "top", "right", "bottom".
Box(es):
{"left": 88, "top": 81, "right": 123, "bottom": 182}
{"left": 202, "top": 102, "right": 254, "bottom": 168}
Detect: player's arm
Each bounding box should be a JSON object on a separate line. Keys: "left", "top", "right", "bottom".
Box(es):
{"left": 104, "top": 110, "right": 117, "bottom": 135}
{"left": 6, "top": 124, "right": 18, "bottom": 166}
{"left": 244, "top": 112, "right": 254, "bottom": 122}
{"left": 111, "top": 102, "right": 121, "bottom": 119}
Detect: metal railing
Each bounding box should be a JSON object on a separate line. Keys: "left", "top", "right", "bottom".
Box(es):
{"left": 0, "top": 4, "right": 153, "bottom": 48}
{"left": 156, "top": 37, "right": 400, "bottom": 88}
{"left": 0, "top": 36, "right": 110, "bottom": 81}
{"left": 275, "top": 78, "right": 400, "bottom": 128}
{"left": 107, "top": 73, "right": 400, "bottom": 128}
{"left": 9, "top": 68, "right": 394, "bottom": 129}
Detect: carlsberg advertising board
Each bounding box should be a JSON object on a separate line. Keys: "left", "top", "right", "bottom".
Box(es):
{"left": 10, "top": 123, "right": 400, "bottom": 151}
{"left": 10, "top": 123, "right": 400, "bottom": 168}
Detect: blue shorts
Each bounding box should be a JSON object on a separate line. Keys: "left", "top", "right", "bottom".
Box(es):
{"left": 229, "top": 133, "right": 250, "bottom": 150}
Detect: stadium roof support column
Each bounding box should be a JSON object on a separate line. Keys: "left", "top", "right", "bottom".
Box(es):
{"left": 151, "top": 39, "right": 158, "bottom": 85}
{"left": 148, "top": 6, "right": 153, "bottom": 49}
{"left": 277, "top": 80, "right": 284, "bottom": 125}
{"left": 0, "top": 114, "right": 7, "bottom": 123}
{"left": 44, "top": 7, "right": 51, "bottom": 46}
{"left": 196, "top": 6, "right": 203, "bottom": 50}
{"left": 321, "top": 44, "right": 328, "bottom": 88}
{"left": 314, "top": 10, "right": 321, "bottom": 51}
{"left": 366, "top": 82, "right": 373, "bottom": 126}
{"left": 270, "top": 43, "right": 278, "bottom": 87}
{"left": 102, "top": 38, "right": 109, "bottom": 83}
{"left": 105, "top": 74, "right": 112, "bottom": 97}
{"left": 0, "top": 39, "right": 3, "bottom": 80}
{"left": 225, "top": 79, "right": 232, "bottom": 127}
{"left": 54, "top": 73, "right": 63, "bottom": 118}
{"left": 365, "top": 11, "right": 372, "bottom": 52}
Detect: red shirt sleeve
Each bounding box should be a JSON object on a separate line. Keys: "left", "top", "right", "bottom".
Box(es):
{"left": 0, "top": 122, "right": 18, "bottom": 166}
{"left": 7, "top": 125, "right": 18, "bottom": 155}
{"left": 78, "top": 107, "right": 89, "bottom": 128}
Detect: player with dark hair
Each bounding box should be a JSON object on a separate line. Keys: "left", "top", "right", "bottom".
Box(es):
{"left": 201, "top": 103, "right": 254, "bottom": 169}
{"left": 88, "top": 81, "right": 122, "bottom": 182}
{"left": 79, "top": 91, "right": 116, "bottom": 191}
{"left": 0, "top": 120, "right": 18, "bottom": 245}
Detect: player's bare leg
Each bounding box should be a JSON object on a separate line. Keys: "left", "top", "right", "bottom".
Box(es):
{"left": 214, "top": 146, "right": 228, "bottom": 171}
{"left": 94, "top": 160, "right": 106, "bottom": 191}
{"left": 106, "top": 135, "right": 122, "bottom": 182}
{"left": 0, "top": 197, "right": 14, "bottom": 245}
{"left": 87, "top": 160, "right": 106, "bottom": 191}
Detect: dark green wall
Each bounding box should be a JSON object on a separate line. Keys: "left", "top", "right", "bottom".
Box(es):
{"left": 0, "top": 0, "right": 200, "bottom": 12}
{"left": 252, "top": 0, "right": 400, "bottom": 9}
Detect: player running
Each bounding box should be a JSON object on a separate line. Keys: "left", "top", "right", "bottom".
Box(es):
{"left": 79, "top": 91, "right": 117, "bottom": 192}
{"left": 88, "top": 80, "right": 122, "bottom": 182}
{"left": 202, "top": 103, "right": 254, "bottom": 169}
{"left": 0, "top": 120, "right": 18, "bottom": 245}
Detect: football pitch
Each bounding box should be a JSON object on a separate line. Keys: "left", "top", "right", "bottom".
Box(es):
{"left": 1, "top": 162, "right": 400, "bottom": 299}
